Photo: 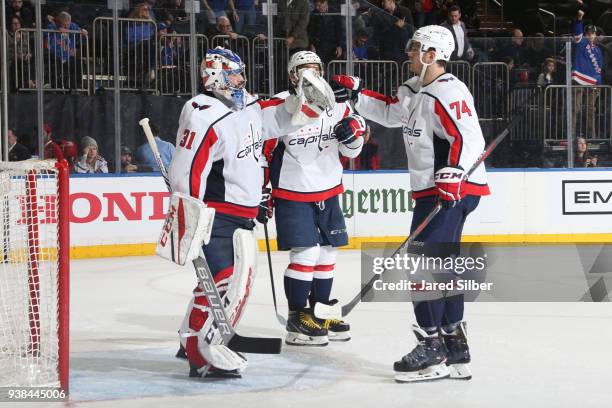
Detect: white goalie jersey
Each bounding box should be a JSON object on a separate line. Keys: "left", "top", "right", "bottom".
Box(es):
{"left": 355, "top": 73, "right": 490, "bottom": 199}
{"left": 169, "top": 92, "right": 296, "bottom": 218}
{"left": 263, "top": 91, "right": 363, "bottom": 202}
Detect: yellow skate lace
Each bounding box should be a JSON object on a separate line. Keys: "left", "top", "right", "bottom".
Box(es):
{"left": 321, "top": 318, "right": 343, "bottom": 330}
{"left": 299, "top": 312, "right": 323, "bottom": 330}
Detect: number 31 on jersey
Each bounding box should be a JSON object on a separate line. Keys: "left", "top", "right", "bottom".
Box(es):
{"left": 179, "top": 129, "right": 196, "bottom": 149}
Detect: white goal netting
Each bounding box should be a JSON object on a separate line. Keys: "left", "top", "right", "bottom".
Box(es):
{"left": 0, "top": 160, "right": 67, "bottom": 388}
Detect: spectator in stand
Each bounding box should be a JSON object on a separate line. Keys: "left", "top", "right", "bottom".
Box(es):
{"left": 8, "top": 128, "right": 31, "bottom": 161}
{"left": 43, "top": 123, "right": 63, "bottom": 159}
{"left": 276, "top": 0, "right": 310, "bottom": 54}
{"left": 370, "top": 0, "right": 414, "bottom": 61}
{"left": 7, "top": 0, "right": 33, "bottom": 28}
{"left": 572, "top": 9, "right": 603, "bottom": 138}
{"left": 158, "top": 0, "right": 189, "bottom": 29}
{"left": 440, "top": 4, "right": 474, "bottom": 61}
{"left": 308, "top": 0, "right": 344, "bottom": 64}
{"left": 207, "top": 15, "right": 239, "bottom": 39}
{"left": 126, "top": 3, "right": 156, "bottom": 45}
{"left": 233, "top": 0, "right": 257, "bottom": 35}
{"left": 575, "top": 136, "right": 598, "bottom": 167}
{"left": 121, "top": 146, "right": 140, "bottom": 173}
{"left": 597, "top": 6, "right": 612, "bottom": 38}
{"left": 524, "top": 33, "right": 550, "bottom": 66}
{"left": 414, "top": 0, "right": 438, "bottom": 28}
{"left": 352, "top": 29, "right": 379, "bottom": 60}
{"left": 136, "top": 122, "right": 174, "bottom": 172}
{"left": 496, "top": 29, "right": 527, "bottom": 67}
{"left": 74, "top": 136, "right": 109, "bottom": 174}
{"left": 537, "top": 58, "right": 557, "bottom": 87}
{"left": 201, "top": 0, "right": 238, "bottom": 25}
{"left": 46, "top": 11, "right": 88, "bottom": 88}
{"left": 7, "top": 15, "right": 36, "bottom": 89}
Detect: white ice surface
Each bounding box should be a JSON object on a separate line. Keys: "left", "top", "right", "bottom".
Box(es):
{"left": 56, "top": 251, "right": 612, "bottom": 407}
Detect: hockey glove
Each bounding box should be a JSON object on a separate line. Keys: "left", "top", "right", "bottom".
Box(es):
{"left": 434, "top": 166, "right": 465, "bottom": 207}
{"left": 333, "top": 114, "right": 367, "bottom": 145}
{"left": 331, "top": 75, "right": 363, "bottom": 103}
{"left": 257, "top": 187, "right": 274, "bottom": 224}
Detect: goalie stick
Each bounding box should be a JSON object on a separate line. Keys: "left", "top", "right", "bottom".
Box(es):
{"left": 139, "top": 118, "right": 282, "bottom": 355}
{"left": 315, "top": 112, "right": 522, "bottom": 320}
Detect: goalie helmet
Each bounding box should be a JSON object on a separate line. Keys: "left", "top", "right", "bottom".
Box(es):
{"left": 406, "top": 25, "right": 455, "bottom": 63}
{"left": 201, "top": 47, "right": 247, "bottom": 110}
{"left": 288, "top": 51, "right": 324, "bottom": 85}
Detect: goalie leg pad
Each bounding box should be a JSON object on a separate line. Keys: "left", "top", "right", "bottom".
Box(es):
{"left": 156, "top": 192, "right": 215, "bottom": 266}
{"left": 179, "top": 228, "right": 258, "bottom": 372}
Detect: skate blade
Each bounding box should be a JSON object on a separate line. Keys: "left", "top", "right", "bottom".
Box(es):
{"left": 328, "top": 330, "right": 351, "bottom": 342}
{"left": 394, "top": 363, "right": 450, "bottom": 383}
{"left": 285, "top": 332, "right": 329, "bottom": 347}
{"left": 448, "top": 363, "right": 472, "bottom": 380}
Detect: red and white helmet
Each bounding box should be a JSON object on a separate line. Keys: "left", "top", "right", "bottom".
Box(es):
{"left": 406, "top": 25, "right": 455, "bottom": 63}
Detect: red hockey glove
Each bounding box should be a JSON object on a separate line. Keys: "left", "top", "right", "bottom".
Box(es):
{"left": 333, "top": 114, "right": 367, "bottom": 145}
{"left": 331, "top": 75, "right": 363, "bottom": 103}
{"left": 434, "top": 166, "right": 465, "bottom": 206}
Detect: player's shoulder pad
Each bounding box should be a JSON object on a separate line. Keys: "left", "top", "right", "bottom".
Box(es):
{"left": 400, "top": 77, "right": 421, "bottom": 94}
{"left": 424, "top": 74, "right": 470, "bottom": 103}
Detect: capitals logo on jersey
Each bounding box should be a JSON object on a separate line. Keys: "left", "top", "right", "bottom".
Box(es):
{"left": 237, "top": 122, "right": 263, "bottom": 161}
{"left": 288, "top": 121, "right": 335, "bottom": 152}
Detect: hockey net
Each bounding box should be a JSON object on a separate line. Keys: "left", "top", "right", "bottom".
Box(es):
{"left": 0, "top": 160, "right": 69, "bottom": 390}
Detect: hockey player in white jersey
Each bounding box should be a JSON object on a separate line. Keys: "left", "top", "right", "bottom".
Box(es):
{"left": 332, "top": 26, "right": 490, "bottom": 382}
{"left": 260, "top": 51, "right": 366, "bottom": 346}
{"left": 163, "top": 47, "right": 335, "bottom": 378}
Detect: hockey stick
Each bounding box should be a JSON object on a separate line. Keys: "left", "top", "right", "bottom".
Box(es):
{"left": 263, "top": 223, "right": 287, "bottom": 325}
{"left": 315, "top": 113, "right": 521, "bottom": 320}
{"left": 139, "top": 118, "right": 282, "bottom": 355}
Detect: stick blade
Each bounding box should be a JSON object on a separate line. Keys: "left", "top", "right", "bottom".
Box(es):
{"left": 314, "top": 302, "right": 342, "bottom": 320}
{"left": 227, "top": 335, "right": 282, "bottom": 354}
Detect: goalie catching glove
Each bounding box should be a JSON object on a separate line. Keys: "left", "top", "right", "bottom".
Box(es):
{"left": 285, "top": 69, "right": 336, "bottom": 126}
{"left": 333, "top": 114, "right": 367, "bottom": 145}
{"left": 156, "top": 192, "right": 215, "bottom": 265}
{"left": 434, "top": 166, "right": 465, "bottom": 206}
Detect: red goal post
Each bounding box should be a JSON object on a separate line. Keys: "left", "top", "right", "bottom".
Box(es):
{"left": 0, "top": 159, "right": 69, "bottom": 392}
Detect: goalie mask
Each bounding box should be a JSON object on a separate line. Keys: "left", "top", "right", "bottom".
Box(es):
{"left": 201, "top": 47, "right": 247, "bottom": 110}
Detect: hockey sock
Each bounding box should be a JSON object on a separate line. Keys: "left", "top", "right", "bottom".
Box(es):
{"left": 413, "top": 299, "right": 445, "bottom": 331}
{"left": 310, "top": 246, "right": 337, "bottom": 304}
{"left": 442, "top": 294, "right": 465, "bottom": 327}
{"left": 284, "top": 246, "right": 320, "bottom": 311}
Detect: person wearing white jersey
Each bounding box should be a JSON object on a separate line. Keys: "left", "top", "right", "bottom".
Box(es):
{"left": 166, "top": 47, "right": 335, "bottom": 378}
{"left": 332, "top": 26, "right": 490, "bottom": 382}
{"left": 260, "top": 51, "right": 366, "bottom": 347}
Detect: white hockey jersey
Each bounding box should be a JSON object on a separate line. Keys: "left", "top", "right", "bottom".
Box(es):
{"left": 169, "top": 92, "right": 296, "bottom": 219}
{"left": 355, "top": 73, "right": 489, "bottom": 199}
{"left": 263, "top": 91, "right": 363, "bottom": 202}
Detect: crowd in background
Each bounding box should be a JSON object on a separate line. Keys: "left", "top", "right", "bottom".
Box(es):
{"left": 4, "top": 0, "right": 611, "bottom": 170}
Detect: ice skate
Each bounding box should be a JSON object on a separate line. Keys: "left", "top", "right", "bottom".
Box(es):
{"left": 443, "top": 322, "right": 472, "bottom": 380}
{"left": 312, "top": 313, "right": 351, "bottom": 341}
{"left": 285, "top": 310, "right": 329, "bottom": 346}
{"left": 394, "top": 325, "right": 450, "bottom": 383}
